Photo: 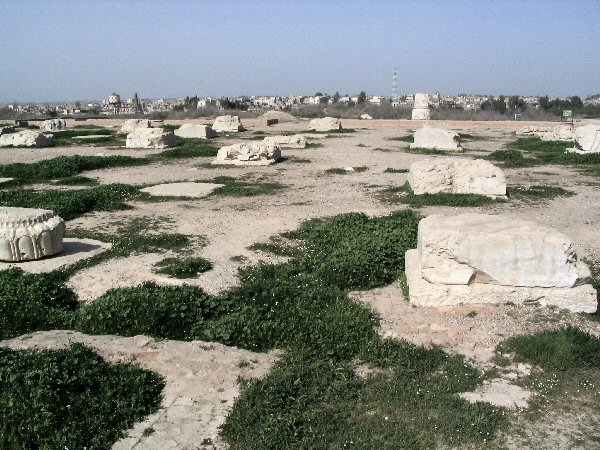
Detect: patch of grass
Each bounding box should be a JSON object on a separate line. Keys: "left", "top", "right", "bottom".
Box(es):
{"left": 304, "top": 142, "right": 324, "bottom": 148}
{"left": 53, "top": 175, "right": 99, "bottom": 186}
{"left": 508, "top": 185, "right": 575, "bottom": 201}
{"left": 157, "top": 138, "right": 218, "bottom": 158}
{"left": 208, "top": 176, "right": 285, "bottom": 197}
{"left": 282, "top": 156, "right": 312, "bottom": 164}
{"left": 0, "top": 267, "right": 77, "bottom": 340}
{"left": 0, "top": 184, "right": 142, "bottom": 220}
{"left": 304, "top": 128, "right": 356, "bottom": 134}
{"left": 356, "top": 143, "right": 368, "bottom": 147}
{"left": 76, "top": 282, "right": 220, "bottom": 340}
{"left": 376, "top": 182, "right": 503, "bottom": 208}
{"left": 162, "top": 124, "right": 180, "bottom": 131}
{"left": 0, "top": 343, "right": 164, "bottom": 449}
{"left": 384, "top": 167, "right": 409, "bottom": 173}
{"left": 248, "top": 241, "right": 301, "bottom": 258}
{"left": 0, "top": 155, "right": 147, "bottom": 182}
{"left": 497, "top": 327, "right": 600, "bottom": 371}
{"left": 50, "top": 129, "right": 123, "bottom": 147}
{"left": 153, "top": 256, "right": 213, "bottom": 278}
{"left": 373, "top": 147, "right": 394, "bottom": 152}
{"left": 386, "top": 134, "right": 414, "bottom": 143}
{"left": 459, "top": 133, "right": 491, "bottom": 141}
{"left": 488, "top": 149, "right": 537, "bottom": 167}
{"left": 401, "top": 146, "right": 453, "bottom": 155}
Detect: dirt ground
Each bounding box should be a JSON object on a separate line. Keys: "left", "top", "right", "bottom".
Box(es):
{"left": 1, "top": 117, "right": 599, "bottom": 449}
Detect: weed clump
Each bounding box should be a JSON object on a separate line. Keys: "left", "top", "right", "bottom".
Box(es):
{"left": 157, "top": 138, "right": 218, "bottom": 158}
{"left": 376, "top": 182, "right": 502, "bottom": 208}
{"left": 154, "top": 256, "right": 213, "bottom": 278}
{"left": 0, "top": 343, "right": 164, "bottom": 449}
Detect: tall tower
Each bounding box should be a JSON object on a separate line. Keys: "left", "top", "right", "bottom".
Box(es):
{"left": 391, "top": 68, "right": 399, "bottom": 107}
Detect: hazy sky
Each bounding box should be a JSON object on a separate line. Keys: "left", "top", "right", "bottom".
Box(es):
{"left": 1, "top": 0, "right": 598, "bottom": 103}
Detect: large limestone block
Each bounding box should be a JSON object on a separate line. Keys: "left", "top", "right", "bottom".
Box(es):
{"left": 0, "top": 207, "right": 65, "bottom": 261}
{"left": 570, "top": 124, "right": 600, "bottom": 153}
{"left": 213, "top": 142, "right": 281, "bottom": 166}
{"left": 411, "top": 126, "right": 461, "bottom": 151}
{"left": 418, "top": 214, "right": 588, "bottom": 288}
{"left": 308, "top": 117, "right": 342, "bottom": 132}
{"left": 408, "top": 158, "right": 506, "bottom": 198}
{"left": 41, "top": 119, "right": 67, "bottom": 131}
{"left": 412, "top": 93, "right": 430, "bottom": 120}
{"left": 212, "top": 115, "right": 244, "bottom": 132}
{"left": 0, "top": 130, "right": 53, "bottom": 147}
{"left": 263, "top": 134, "right": 307, "bottom": 148}
{"left": 119, "top": 119, "right": 152, "bottom": 135}
{"left": 405, "top": 249, "right": 597, "bottom": 313}
{"left": 126, "top": 128, "right": 176, "bottom": 149}
{"left": 174, "top": 124, "right": 217, "bottom": 139}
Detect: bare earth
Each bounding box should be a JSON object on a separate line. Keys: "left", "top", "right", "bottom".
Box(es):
{"left": 1, "top": 118, "right": 599, "bottom": 449}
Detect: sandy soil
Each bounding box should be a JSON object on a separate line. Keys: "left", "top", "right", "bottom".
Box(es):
{"left": 1, "top": 118, "right": 599, "bottom": 449}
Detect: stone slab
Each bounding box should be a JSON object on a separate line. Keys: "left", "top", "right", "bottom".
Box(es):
{"left": 405, "top": 249, "right": 597, "bottom": 313}
{"left": 0, "top": 238, "right": 111, "bottom": 273}
{"left": 140, "top": 182, "right": 224, "bottom": 198}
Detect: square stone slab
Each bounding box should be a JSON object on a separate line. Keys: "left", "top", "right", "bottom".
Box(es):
{"left": 140, "top": 182, "right": 225, "bottom": 198}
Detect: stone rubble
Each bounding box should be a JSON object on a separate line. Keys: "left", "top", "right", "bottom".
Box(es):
{"left": 41, "top": 119, "right": 67, "bottom": 131}
{"left": 213, "top": 142, "right": 281, "bottom": 165}
{"left": 263, "top": 134, "right": 307, "bottom": 148}
{"left": 408, "top": 158, "right": 506, "bottom": 198}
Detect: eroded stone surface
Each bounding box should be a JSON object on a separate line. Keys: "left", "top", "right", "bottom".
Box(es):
{"left": 212, "top": 115, "right": 244, "bottom": 132}
{"left": 126, "top": 128, "right": 176, "bottom": 149}
{"left": 0, "top": 130, "right": 53, "bottom": 147}
{"left": 570, "top": 124, "right": 600, "bottom": 153}
{"left": 309, "top": 117, "right": 342, "bottom": 132}
{"left": 213, "top": 142, "right": 281, "bottom": 165}
{"left": 263, "top": 134, "right": 307, "bottom": 148}
{"left": 411, "top": 126, "right": 461, "bottom": 151}
{"left": 41, "top": 119, "right": 67, "bottom": 131}
{"left": 408, "top": 158, "right": 506, "bottom": 198}
{"left": 411, "top": 93, "right": 430, "bottom": 120}
{"left": 119, "top": 119, "right": 152, "bottom": 135}
{"left": 405, "top": 214, "right": 597, "bottom": 313}
{"left": 0, "top": 207, "right": 65, "bottom": 262}
{"left": 0, "top": 331, "right": 278, "bottom": 450}
{"left": 174, "top": 124, "right": 217, "bottom": 139}
{"left": 140, "top": 182, "right": 224, "bottom": 198}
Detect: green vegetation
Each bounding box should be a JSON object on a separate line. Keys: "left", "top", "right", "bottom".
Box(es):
{"left": 209, "top": 176, "right": 285, "bottom": 197}
{"left": 401, "top": 146, "right": 452, "bottom": 155}
{"left": 386, "top": 134, "right": 414, "bottom": 143}
{"left": 508, "top": 184, "right": 575, "bottom": 201}
{"left": 459, "top": 133, "right": 491, "bottom": 141}
{"left": 384, "top": 167, "right": 409, "bottom": 173}
{"left": 248, "top": 240, "right": 301, "bottom": 257}
{"left": 0, "top": 211, "right": 509, "bottom": 447}
{"left": 0, "top": 267, "right": 77, "bottom": 340}
{"left": 304, "top": 142, "right": 324, "bottom": 148}
{"left": 507, "top": 137, "right": 600, "bottom": 175}
{"left": 0, "top": 343, "right": 164, "bottom": 449}
{"left": 158, "top": 138, "right": 218, "bottom": 158}
{"left": 0, "top": 155, "right": 147, "bottom": 182}
{"left": 376, "top": 182, "right": 503, "bottom": 208}
{"left": 50, "top": 129, "right": 124, "bottom": 147}
{"left": 498, "top": 327, "right": 600, "bottom": 371}
{"left": 488, "top": 149, "right": 536, "bottom": 167}
{"left": 0, "top": 184, "right": 142, "bottom": 220}
{"left": 154, "top": 256, "right": 213, "bottom": 278}
{"left": 304, "top": 128, "right": 357, "bottom": 134}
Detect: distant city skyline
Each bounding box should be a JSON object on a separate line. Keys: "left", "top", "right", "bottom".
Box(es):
{"left": 1, "top": 0, "right": 598, "bottom": 103}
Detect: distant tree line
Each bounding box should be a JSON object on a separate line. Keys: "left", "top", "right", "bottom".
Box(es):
{"left": 479, "top": 94, "right": 600, "bottom": 118}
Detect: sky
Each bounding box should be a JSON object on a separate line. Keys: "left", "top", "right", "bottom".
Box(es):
{"left": 1, "top": 0, "right": 598, "bottom": 103}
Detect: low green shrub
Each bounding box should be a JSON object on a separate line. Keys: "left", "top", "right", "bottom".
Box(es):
{"left": 77, "top": 282, "right": 223, "bottom": 340}
{"left": 157, "top": 138, "right": 218, "bottom": 158}
{"left": 154, "top": 256, "right": 213, "bottom": 278}
{"left": 497, "top": 327, "right": 600, "bottom": 371}
{"left": 209, "top": 176, "right": 285, "bottom": 197}
{"left": 459, "top": 133, "right": 490, "bottom": 141}
{"left": 386, "top": 134, "right": 414, "bottom": 143}
{"left": 0, "top": 268, "right": 77, "bottom": 340}
{"left": 508, "top": 184, "right": 575, "bottom": 201}
{"left": 0, "top": 155, "right": 146, "bottom": 182}
{"left": 304, "top": 128, "right": 356, "bottom": 134}
{"left": 0, "top": 343, "right": 164, "bottom": 449}
{"left": 0, "top": 184, "right": 141, "bottom": 220}
{"left": 376, "top": 182, "right": 502, "bottom": 208}
{"left": 384, "top": 167, "right": 409, "bottom": 173}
